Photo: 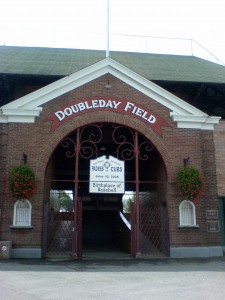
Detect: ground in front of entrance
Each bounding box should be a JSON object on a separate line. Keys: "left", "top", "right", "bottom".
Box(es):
{"left": 0, "top": 257, "right": 225, "bottom": 300}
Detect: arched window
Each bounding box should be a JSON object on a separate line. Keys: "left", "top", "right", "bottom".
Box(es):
{"left": 13, "top": 200, "right": 32, "bottom": 227}
{"left": 179, "top": 200, "right": 196, "bottom": 226}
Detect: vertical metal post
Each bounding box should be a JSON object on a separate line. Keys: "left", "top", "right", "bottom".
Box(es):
{"left": 77, "top": 199, "right": 83, "bottom": 257}
{"left": 135, "top": 131, "right": 141, "bottom": 257}
{"left": 73, "top": 128, "right": 80, "bottom": 257}
{"left": 106, "top": 0, "right": 110, "bottom": 57}
{"left": 130, "top": 201, "right": 136, "bottom": 257}
{"left": 42, "top": 202, "right": 49, "bottom": 258}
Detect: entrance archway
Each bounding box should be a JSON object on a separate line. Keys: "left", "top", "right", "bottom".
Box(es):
{"left": 42, "top": 123, "right": 170, "bottom": 258}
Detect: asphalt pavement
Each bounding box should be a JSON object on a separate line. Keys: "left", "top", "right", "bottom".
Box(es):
{"left": 0, "top": 257, "right": 225, "bottom": 300}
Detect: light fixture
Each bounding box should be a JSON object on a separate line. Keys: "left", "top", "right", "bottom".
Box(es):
{"left": 22, "top": 153, "right": 27, "bottom": 164}
{"left": 183, "top": 157, "right": 190, "bottom": 167}
{"left": 105, "top": 81, "right": 112, "bottom": 89}
{"left": 100, "top": 145, "right": 107, "bottom": 151}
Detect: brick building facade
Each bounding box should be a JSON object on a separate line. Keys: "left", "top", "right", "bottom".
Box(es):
{"left": 0, "top": 46, "right": 224, "bottom": 258}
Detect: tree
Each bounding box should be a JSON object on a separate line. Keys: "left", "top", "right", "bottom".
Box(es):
{"left": 123, "top": 196, "right": 134, "bottom": 213}
{"left": 59, "top": 190, "right": 73, "bottom": 211}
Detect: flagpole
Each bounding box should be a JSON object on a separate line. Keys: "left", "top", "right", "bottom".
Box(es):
{"left": 106, "top": 0, "right": 110, "bottom": 57}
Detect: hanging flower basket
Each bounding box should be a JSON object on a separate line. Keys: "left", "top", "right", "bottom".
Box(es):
{"left": 9, "top": 164, "right": 35, "bottom": 200}
{"left": 176, "top": 166, "right": 205, "bottom": 203}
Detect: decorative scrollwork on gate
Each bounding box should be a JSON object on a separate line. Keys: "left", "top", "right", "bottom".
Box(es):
{"left": 112, "top": 125, "right": 154, "bottom": 161}
{"left": 79, "top": 124, "right": 103, "bottom": 159}
{"left": 139, "top": 141, "right": 154, "bottom": 161}
{"left": 61, "top": 123, "right": 154, "bottom": 160}
{"left": 112, "top": 125, "right": 135, "bottom": 160}
{"left": 61, "top": 138, "right": 76, "bottom": 158}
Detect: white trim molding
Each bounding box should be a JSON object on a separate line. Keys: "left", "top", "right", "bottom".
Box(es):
{"left": 171, "top": 113, "right": 221, "bottom": 130}
{"left": 0, "top": 108, "right": 42, "bottom": 123}
{"left": 179, "top": 200, "right": 197, "bottom": 227}
{"left": 0, "top": 57, "right": 221, "bottom": 129}
{"left": 11, "top": 199, "right": 32, "bottom": 228}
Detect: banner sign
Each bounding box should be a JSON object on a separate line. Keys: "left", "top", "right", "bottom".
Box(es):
{"left": 46, "top": 97, "right": 169, "bottom": 135}
{"left": 89, "top": 155, "right": 125, "bottom": 194}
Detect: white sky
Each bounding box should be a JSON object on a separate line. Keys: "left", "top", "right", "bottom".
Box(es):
{"left": 0, "top": 0, "right": 225, "bottom": 64}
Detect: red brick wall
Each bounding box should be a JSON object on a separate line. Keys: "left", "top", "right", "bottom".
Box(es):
{"left": 0, "top": 74, "right": 220, "bottom": 249}
{"left": 214, "top": 120, "right": 225, "bottom": 196}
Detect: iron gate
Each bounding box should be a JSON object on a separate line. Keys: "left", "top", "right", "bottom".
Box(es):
{"left": 42, "top": 200, "right": 83, "bottom": 258}
{"left": 130, "top": 201, "right": 170, "bottom": 257}
{"left": 140, "top": 205, "right": 170, "bottom": 257}
{"left": 42, "top": 123, "right": 169, "bottom": 258}
{"left": 43, "top": 202, "right": 74, "bottom": 257}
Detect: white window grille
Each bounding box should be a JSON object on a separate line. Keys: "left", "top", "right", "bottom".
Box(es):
{"left": 179, "top": 200, "right": 196, "bottom": 226}
{"left": 13, "top": 200, "right": 32, "bottom": 227}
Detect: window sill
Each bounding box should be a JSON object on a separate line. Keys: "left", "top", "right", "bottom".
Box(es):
{"left": 177, "top": 225, "right": 199, "bottom": 229}
{"left": 10, "top": 225, "right": 34, "bottom": 229}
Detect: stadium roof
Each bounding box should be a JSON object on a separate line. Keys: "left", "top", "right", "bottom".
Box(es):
{"left": 1, "top": 46, "right": 225, "bottom": 83}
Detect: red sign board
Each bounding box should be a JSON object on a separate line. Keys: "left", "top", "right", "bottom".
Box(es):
{"left": 46, "top": 97, "right": 169, "bottom": 134}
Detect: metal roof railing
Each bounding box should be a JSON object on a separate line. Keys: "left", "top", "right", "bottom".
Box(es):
{"left": 0, "top": 27, "right": 224, "bottom": 65}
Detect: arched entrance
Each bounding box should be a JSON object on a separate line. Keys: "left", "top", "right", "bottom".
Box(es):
{"left": 42, "top": 123, "right": 170, "bottom": 258}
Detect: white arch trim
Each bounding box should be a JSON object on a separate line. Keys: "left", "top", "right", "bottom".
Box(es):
{"left": 12, "top": 199, "right": 32, "bottom": 227}
{"left": 179, "top": 200, "right": 197, "bottom": 227}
